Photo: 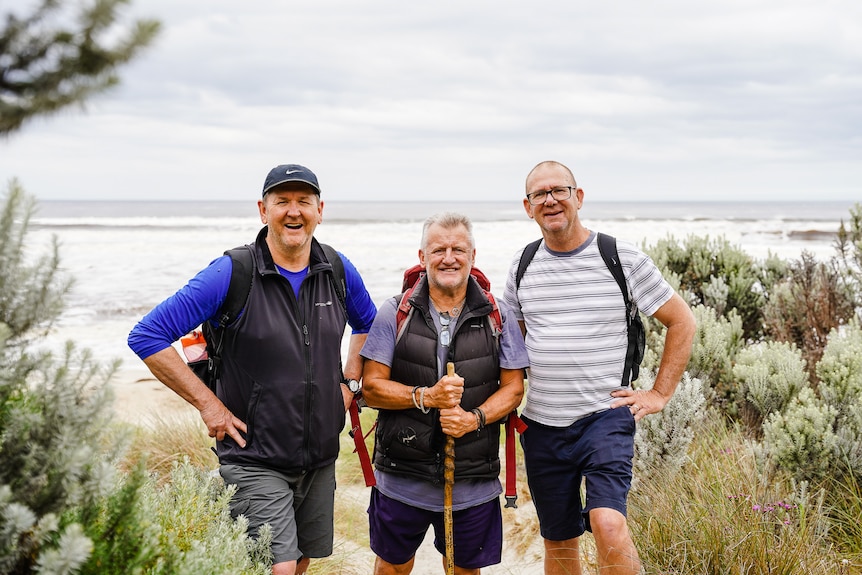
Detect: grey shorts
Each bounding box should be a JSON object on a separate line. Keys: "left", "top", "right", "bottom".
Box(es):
{"left": 220, "top": 463, "right": 336, "bottom": 564}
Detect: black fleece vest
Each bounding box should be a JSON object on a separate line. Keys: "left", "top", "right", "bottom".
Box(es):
{"left": 372, "top": 277, "right": 501, "bottom": 484}
{"left": 216, "top": 227, "right": 348, "bottom": 473}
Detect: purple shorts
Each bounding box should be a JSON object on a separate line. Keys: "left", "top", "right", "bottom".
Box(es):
{"left": 367, "top": 487, "right": 502, "bottom": 569}
{"left": 521, "top": 407, "right": 636, "bottom": 541}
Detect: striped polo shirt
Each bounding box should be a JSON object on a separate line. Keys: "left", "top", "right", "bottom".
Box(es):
{"left": 503, "top": 232, "right": 674, "bottom": 426}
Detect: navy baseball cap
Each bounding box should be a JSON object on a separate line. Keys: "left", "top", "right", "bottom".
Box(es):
{"left": 262, "top": 164, "right": 321, "bottom": 197}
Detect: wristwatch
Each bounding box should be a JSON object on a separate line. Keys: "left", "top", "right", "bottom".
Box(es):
{"left": 343, "top": 378, "right": 362, "bottom": 395}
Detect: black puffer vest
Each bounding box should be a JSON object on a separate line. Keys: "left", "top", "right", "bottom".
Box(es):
{"left": 372, "top": 276, "right": 501, "bottom": 483}
{"left": 216, "top": 227, "right": 348, "bottom": 473}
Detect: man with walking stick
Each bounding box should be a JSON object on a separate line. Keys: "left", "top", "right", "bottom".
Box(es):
{"left": 361, "top": 212, "right": 528, "bottom": 574}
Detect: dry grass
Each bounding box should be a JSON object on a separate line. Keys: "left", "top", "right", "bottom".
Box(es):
{"left": 117, "top": 405, "right": 862, "bottom": 574}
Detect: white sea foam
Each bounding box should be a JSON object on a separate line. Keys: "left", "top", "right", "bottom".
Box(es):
{"left": 24, "top": 200, "right": 856, "bottom": 369}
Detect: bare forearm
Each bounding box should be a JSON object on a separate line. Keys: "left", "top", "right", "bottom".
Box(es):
{"left": 343, "top": 333, "right": 367, "bottom": 381}
{"left": 475, "top": 369, "right": 525, "bottom": 424}
{"left": 142, "top": 347, "right": 219, "bottom": 410}
{"left": 651, "top": 296, "right": 696, "bottom": 399}
{"left": 143, "top": 346, "right": 247, "bottom": 445}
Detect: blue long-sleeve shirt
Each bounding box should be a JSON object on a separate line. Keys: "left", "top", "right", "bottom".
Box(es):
{"left": 128, "top": 252, "right": 377, "bottom": 360}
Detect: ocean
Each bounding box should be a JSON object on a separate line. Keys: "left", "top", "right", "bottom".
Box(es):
{"left": 26, "top": 199, "right": 857, "bottom": 372}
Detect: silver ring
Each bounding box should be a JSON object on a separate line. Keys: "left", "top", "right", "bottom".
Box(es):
{"left": 632, "top": 404, "right": 640, "bottom": 412}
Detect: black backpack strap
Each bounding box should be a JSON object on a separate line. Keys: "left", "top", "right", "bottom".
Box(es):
{"left": 596, "top": 233, "right": 642, "bottom": 386}
{"left": 218, "top": 246, "right": 254, "bottom": 326}
{"left": 515, "top": 239, "right": 543, "bottom": 290}
{"left": 201, "top": 245, "right": 254, "bottom": 390}
{"left": 319, "top": 243, "right": 347, "bottom": 314}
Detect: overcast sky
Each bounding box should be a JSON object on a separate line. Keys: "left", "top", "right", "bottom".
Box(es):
{"left": 2, "top": 0, "right": 860, "bottom": 203}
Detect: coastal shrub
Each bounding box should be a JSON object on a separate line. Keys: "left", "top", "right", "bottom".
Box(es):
{"left": 760, "top": 387, "right": 838, "bottom": 483}
{"left": 0, "top": 343, "right": 129, "bottom": 572}
{"left": 835, "top": 202, "right": 862, "bottom": 304}
{"left": 73, "top": 463, "right": 159, "bottom": 574}
{"left": 815, "top": 320, "right": 862, "bottom": 415}
{"left": 685, "top": 304, "right": 744, "bottom": 407}
{"left": 645, "top": 235, "right": 783, "bottom": 339}
{"left": 0, "top": 179, "right": 72, "bottom": 351}
{"left": 732, "top": 341, "right": 808, "bottom": 436}
{"left": 632, "top": 372, "right": 706, "bottom": 485}
{"left": 139, "top": 459, "right": 271, "bottom": 575}
{"left": 763, "top": 252, "right": 856, "bottom": 379}
{"left": 815, "top": 320, "right": 862, "bottom": 477}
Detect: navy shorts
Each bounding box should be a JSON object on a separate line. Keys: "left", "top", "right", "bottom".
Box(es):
{"left": 367, "top": 487, "right": 502, "bottom": 569}
{"left": 521, "top": 407, "right": 635, "bottom": 541}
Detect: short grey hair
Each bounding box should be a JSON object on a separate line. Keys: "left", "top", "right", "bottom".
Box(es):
{"left": 420, "top": 212, "right": 475, "bottom": 250}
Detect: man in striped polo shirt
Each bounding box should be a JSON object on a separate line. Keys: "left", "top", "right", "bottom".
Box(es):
{"left": 503, "top": 160, "right": 696, "bottom": 575}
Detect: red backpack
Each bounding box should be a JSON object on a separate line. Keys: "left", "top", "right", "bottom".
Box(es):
{"left": 394, "top": 264, "right": 502, "bottom": 342}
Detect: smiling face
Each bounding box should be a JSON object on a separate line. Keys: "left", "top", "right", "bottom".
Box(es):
{"left": 524, "top": 162, "right": 586, "bottom": 249}
{"left": 419, "top": 222, "right": 475, "bottom": 297}
{"left": 258, "top": 183, "right": 323, "bottom": 261}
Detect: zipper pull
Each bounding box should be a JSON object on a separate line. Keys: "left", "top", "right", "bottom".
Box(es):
{"left": 303, "top": 324, "right": 310, "bottom": 345}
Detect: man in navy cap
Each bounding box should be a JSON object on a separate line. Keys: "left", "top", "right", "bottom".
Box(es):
{"left": 129, "top": 164, "right": 377, "bottom": 574}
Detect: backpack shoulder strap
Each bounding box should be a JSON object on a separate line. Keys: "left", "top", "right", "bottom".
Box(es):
{"left": 596, "top": 232, "right": 644, "bottom": 386}
{"left": 484, "top": 289, "right": 503, "bottom": 335}
{"left": 197, "top": 245, "right": 253, "bottom": 390}
{"left": 319, "top": 243, "right": 347, "bottom": 314}
{"left": 395, "top": 286, "right": 418, "bottom": 344}
{"left": 596, "top": 233, "right": 629, "bottom": 307}
{"left": 515, "top": 239, "right": 543, "bottom": 290}
{"left": 218, "top": 245, "right": 254, "bottom": 327}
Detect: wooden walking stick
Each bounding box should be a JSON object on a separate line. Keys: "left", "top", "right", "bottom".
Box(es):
{"left": 444, "top": 362, "right": 456, "bottom": 575}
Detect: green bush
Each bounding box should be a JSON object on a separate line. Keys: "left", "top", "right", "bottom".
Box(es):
{"left": 835, "top": 203, "right": 862, "bottom": 303}
{"left": 816, "top": 320, "right": 862, "bottom": 478}
{"left": 761, "top": 387, "right": 838, "bottom": 483}
{"left": 646, "top": 235, "right": 784, "bottom": 340}
{"left": 732, "top": 341, "right": 808, "bottom": 436}
{"left": 633, "top": 372, "right": 706, "bottom": 484}
{"left": 685, "top": 304, "right": 745, "bottom": 406}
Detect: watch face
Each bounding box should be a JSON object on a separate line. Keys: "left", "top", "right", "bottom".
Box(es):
{"left": 347, "top": 379, "right": 361, "bottom": 393}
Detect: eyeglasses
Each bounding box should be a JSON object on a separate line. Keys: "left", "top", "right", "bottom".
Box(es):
{"left": 526, "top": 186, "right": 574, "bottom": 205}
{"left": 439, "top": 313, "right": 451, "bottom": 347}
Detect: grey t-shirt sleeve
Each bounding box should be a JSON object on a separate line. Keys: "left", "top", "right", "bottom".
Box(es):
{"left": 359, "top": 297, "right": 399, "bottom": 367}
{"left": 496, "top": 297, "right": 529, "bottom": 370}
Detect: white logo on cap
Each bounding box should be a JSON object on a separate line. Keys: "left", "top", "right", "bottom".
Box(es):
{"left": 284, "top": 169, "right": 302, "bottom": 175}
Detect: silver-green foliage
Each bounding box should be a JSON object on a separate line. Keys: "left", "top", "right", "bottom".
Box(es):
{"left": 733, "top": 341, "right": 808, "bottom": 431}
{"left": 816, "top": 320, "right": 862, "bottom": 415}
{"left": 645, "top": 235, "right": 782, "bottom": 339}
{"left": 633, "top": 372, "right": 706, "bottom": 486}
{"left": 140, "top": 460, "right": 272, "bottom": 575}
{"left": 0, "top": 344, "right": 123, "bottom": 573}
{"left": 686, "top": 304, "right": 744, "bottom": 401}
{"left": 835, "top": 202, "right": 862, "bottom": 303}
{"left": 815, "top": 320, "right": 862, "bottom": 476}
{"left": 761, "top": 387, "right": 838, "bottom": 482}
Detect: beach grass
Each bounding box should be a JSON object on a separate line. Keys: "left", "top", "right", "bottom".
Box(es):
{"left": 120, "top": 406, "right": 862, "bottom": 574}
